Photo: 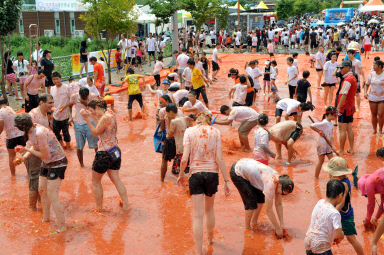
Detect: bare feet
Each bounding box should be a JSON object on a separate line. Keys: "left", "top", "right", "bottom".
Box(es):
{"left": 373, "top": 129, "right": 377, "bottom": 134}
{"left": 208, "top": 231, "right": 214, "bottom": 245}
{"left": 42, "top": 218, "right": 50, "bottom": 223}
{"left": 347, "top": 149, "right": 354, "bottom": 154}
{"left": 56, "top": 225, "right": 67, "bottom": 233}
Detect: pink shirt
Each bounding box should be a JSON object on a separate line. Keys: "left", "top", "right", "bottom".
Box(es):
{"left": 70, "top": 93, "right": 97, "bottom": 125}
{"left": 183, "top": 124, "right": 222, "bottom": 174}
{"left": 0, "top": 106, "right": 24, "bottom": 139}
{"left": 29, "top": 107, "right": 49, "bottom": 128}
{"left": 99, "top": 111, "right": 118, "bottom": 151}
{"left": 25, "top": 74, "right": 45, "bottom": 95}
{"left": 51, "top": 84, "right": 71, "bottom": 121}
{"left": 28, "top": 124, "right": 66, "bottom": 164}
{"left": 358, "top": 168, "right": 384, "bottom": 221}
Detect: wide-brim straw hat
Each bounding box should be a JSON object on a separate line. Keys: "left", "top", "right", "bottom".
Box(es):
{"left": 323, "top": 157, "right": 352, "bottom": 176}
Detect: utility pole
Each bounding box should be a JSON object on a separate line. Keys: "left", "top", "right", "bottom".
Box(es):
{"left": 237, "top": 0, "right": 240, "bottom": 30}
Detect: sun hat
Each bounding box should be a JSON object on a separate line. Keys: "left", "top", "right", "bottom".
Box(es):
{"left": 347, "top": 41, "right": 360, "bottom": 52}
{"left": 323, "top": 157, "right": 352, "bottom": 176}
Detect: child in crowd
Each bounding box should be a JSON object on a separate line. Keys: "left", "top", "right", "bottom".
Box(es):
{"left": 182, "top": 66, "right": 192, "bottom": 90}
{"left": 324, "top": 157, "right": 365, "bottom": 255}
{"left": 295, "top": 70, "right": 312, "bottom": 103}
{"left": 305, "top": 179, "right": 345, "bottom": 254}
{"left": 153, "top": 56, "right": 165, "bottom": 88}
{"left": 125, "top": 68, "right": 146, "bottom": 121}
{"left": 310, "top": 50, "right": 316, "bottom": 68}
{"left": 263, "top": 60, "right": 272, "bottom": 95}
{"left": 136, "top": 44, "right": 143, "bottom": 71}
{"left": 310, "top": 106, "right": 337, "bottom": 178}
{"left": 268, "top": 86, "right": 280, "bottom": 103}
{"left": 286, "top": 57, "right": 299, "bottom": 99}
{"left": 292, "top": 52, "right": 299, "bottom": 74}
{"left": 253, "top": 113, "right": 276, "bottom": 165}
{"left": 30, "top": 60, "right": 38, "bottom": 75}
{"left": 267, "top": 40, "right": 274, "bottom": 60}
{"left": 270, "top": 60, "right": 278, "bottom": 89}
{"left": 115, "top": 47, "right": 122, "bottom": 74}
{"left": 229, "top": 75, "right": 250, "bottom": 106}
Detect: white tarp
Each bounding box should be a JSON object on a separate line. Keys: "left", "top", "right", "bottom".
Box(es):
{"left": 360, "top": 5, "right": 384, "bottom": 11}
{"left": 36, "top": 0, "right": 87, "bottom": 11}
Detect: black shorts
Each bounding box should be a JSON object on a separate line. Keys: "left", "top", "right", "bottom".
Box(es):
{"left": 310, "top": 42, "right": 317, "bottom": 49}
{"left": 252, "top": 45, "right": 257, "bottom": 48}
{"left": 316, "top": 68, "right": 323, "bottom": 72}
{"left": 178, "top": 97, "right": 188, "bottom": 107}
{"left": 212, "top": 61, "right": 220, "bottom": 71}
{"left": 148, "top": 51, "right": 155, "bottom": 56}
{"left": 269, "top": 53, "right": 274, "bottom": 57}
{"left": 117, "top": 62, "right": 122, "bottom": 70}
{"left": 25, "top": 94, "right": 39, "bottom": 112}
{"left": 230, "top": 163, "right": 265, "bottom": 210}
{"left": 275, "top": 108, "right": 297, "bottom": 117}
{"left": 45, "top": 76, "right": 54, "bottom": 87}
{"left": 232, "top": 102, "right": 244, "bottom": 107}
{"left": 125, "top": 57, "right": 131, "bottom": 64}
{"left": 128, "top": 94, "right": 143, "bottom": 109}
{"left": 6, "top": 135, "right": 26, "bottom": 149}
{"left": 290, "top": 123, "right": 303, "bottom": 141}
{"left": 92, "top": 147, "right": 122, "bottom": 174}
{"left": 189, "top": 172, "right": 219, "bottom": 197}
{"left": 162, "top": 137, "right": 176, "bottom": 161}
{"left": 338, "top": 111, "right": 354, "bottom": 123}
{"left": 136, "top": 56, "right": 142, "bottom": 65}
{"left": 211, "top": 39, "right": 216, "bottom": 45}
{"left": 297, "top": 94, "right": 307, "bottom": 103}
{"left": 199, "top": 42, "right": 204, "bottom": 48}
{"left": 131, "top": 57, "right": 136, "bottom": 65}
{"left": 80, "top": 58, "right": 88, "bottom": 64}
{"left": 154, "top": 74, "right": 161, "bottom": 87}
{"left": 40, "top": 166, "right": 67, "bottom": 180}
{"left": 245, "top": 91, "right": 254, "bottom": 106}
{"left": 322, "top": 83, "right": 336, "bottom": 87}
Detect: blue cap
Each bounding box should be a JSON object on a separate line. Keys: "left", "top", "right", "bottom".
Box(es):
{"left": 271, "top": 86, "right": 278, "bottom": 92}
{"left": 162, "top": 80, "right": 171, "bottom": 85}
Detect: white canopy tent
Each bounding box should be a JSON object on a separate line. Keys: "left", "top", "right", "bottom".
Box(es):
{"left": 360, "top": 4, "right": 384, "bottom": 11}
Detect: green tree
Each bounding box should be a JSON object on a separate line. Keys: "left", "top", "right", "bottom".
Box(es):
{"left": 80, "top": 0, "right": 137, "bottom": 84}
{"left": 182, "top": 0, "right": 222, "bottom": 31}
{"left": 0, "top": 0, "right": 22, "bottom": 98}
{"left": 276, "top": 0, "right": 294, "bottom": 20}
{"left": 215, "top": 2, "right": 229, "bottom": 30}
{"left": 145, "top": 0, "right": 180, "bottom": 34}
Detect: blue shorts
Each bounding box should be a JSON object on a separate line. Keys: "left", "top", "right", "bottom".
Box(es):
{"left": 74, "top": 122, "right": 98, "bottom": 150}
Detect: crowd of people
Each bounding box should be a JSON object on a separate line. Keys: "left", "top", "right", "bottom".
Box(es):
{"left": 3, "top": 11, "right": 384, "bottom": 254}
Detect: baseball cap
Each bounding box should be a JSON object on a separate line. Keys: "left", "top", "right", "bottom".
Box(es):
{"left": 162, "top": 80, "right": 171, "bottom": 85}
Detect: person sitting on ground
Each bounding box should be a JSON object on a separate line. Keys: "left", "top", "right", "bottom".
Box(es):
{"left": 230, "top": 158, "right": 294, "bottom": 237}
{"left": 214, "top": 105, "right": 259, "bottom": 152}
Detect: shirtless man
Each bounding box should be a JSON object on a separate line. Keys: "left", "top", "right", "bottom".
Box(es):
{"left": 270, "top": 120, "right": 303, "bottom": 164}
{"left": 167, "top": 114, "right": 195, "bottom": 174}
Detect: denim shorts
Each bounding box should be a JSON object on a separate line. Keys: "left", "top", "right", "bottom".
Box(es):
{"left": 74, "top": 122, "right": 98, "bottom": 150}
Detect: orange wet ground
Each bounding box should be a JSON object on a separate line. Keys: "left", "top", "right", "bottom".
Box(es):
{"left": 1, "top": 53, "right": 384, "bottom": 255}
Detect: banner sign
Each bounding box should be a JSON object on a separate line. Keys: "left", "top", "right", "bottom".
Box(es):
{"left": 36, "top": 0, "right": 87, "bottom": 12}
{"left": 72, "top": 49, "right": 117, "bottom": 76}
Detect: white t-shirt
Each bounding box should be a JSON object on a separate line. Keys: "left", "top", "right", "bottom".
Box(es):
{"left": 368, "top": 71, "right": 384, "bottom": 102}
{"left": 177, "top": 53, "right": 189, "bottom": 70}
{"left": 172, "top": 89, "right": 189, "bottom": 105}
{"left": 276, "top": 98, "right": 302, "bottom": 115}
{"left": 287, "top": 66, "right": 298, "bottom": 86}
{"left": 126, "top": 40, "right": 132, "bottom": 57}
{"left": 235, "top": 37, "right": 240, "bottom": 46}
{"left": 210, "top": 30, "right": 216, "bottom": 40}
{"left": 236, "top": 31, "right": 242, "bottom": 41}
{"left": 51, "top": 84, "right": 72, "bottom": 121}
{"left": 270, "top": 66, "right": 277, "bottom": 80}
{"left": 169, "top": 82, "right": 180, "bottom": 90}
{"left": 246, "top": 66, "right": 262, "bottom": 89}
{"left": 233, "top": 84, "right": 248, "bottom": 105}
{"left": 85, "top": 84, "right": 100, "bottom": 96}
{"left": 364, "top": 35, "right": 372, "bottom": 45}
{"left": 228, "top": 106, "right": 259, "bottom": 123}
{"left": 252, "top": 36, "right": 258, "bottom": 46}
{"left": 253, "top": 127, "right": 270, "bottom": 161}
{"left": 0, "top": 106, "right": 24, "bottom": 139}
{"left": 182, "top": 67, "right": 192, "bottom": 88}
{"left": 146, "top": 37, "right": 157, "bottom": 52}
{"left": 118, "top": 39, "right": 128, "bottom": 51}
{"left": 234, "top": 158, "right": 279, "bottom": 200}
{"left": 183, "top": 100, "right": 211, "bottom": 114}
{"left": 324, "top": 61, "right": 338, "bottom": 84}
{"left": 212, "top": 48, "right": 218, "bottom": 63}
{"left": 311, "top": 119, "right": 333, "bottom": 155}
{"left": 316, "top": 52, "right": 325, "bottom": 69}
{"left": 305, "top": 199, "right": 342, "bottom": 254}
{"left": 267, "top": 43, "right": 274, "bottom": 53}
{"left": 13, "top": 59, "right": 29, "bottom": 77}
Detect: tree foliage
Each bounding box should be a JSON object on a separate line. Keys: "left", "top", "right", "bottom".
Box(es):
{"left": 145, "top": 0, "right": 179, "bottom": 30}
{"left": 276, "top": 0, "right": 294, "bottom": 21}
{"left": 277, "top": 0, "right": 340, "bottom": 20}
{"left": 215, "top": 1, "right": 229, "bottom": 30}
{"left": 0, "top": 0, "right": 22, "bottom": 98}
{"left": 181, "top": 0, "right": 222, "bottom": 31}
{"left": 80, "top": 0, "right": 137, "bottom": 84}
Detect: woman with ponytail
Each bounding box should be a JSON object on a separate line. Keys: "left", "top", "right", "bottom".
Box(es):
{"left": 310, "top": 106, "right": 338, "bottom": 178}
{"left": 14, "top": 113, "right": 67, "bottom": 232}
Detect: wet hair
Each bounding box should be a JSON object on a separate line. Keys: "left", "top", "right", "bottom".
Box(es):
{"left": 326, "top": 179, "right": 345, "bottom": 199}
{"left": 79, "top": 87, "right": 90, "bottom": 99}
{"left": 14, "top": 113, "right": 33, "bottom": 142}
{"left": 31, "top": 60, "right": 38, "bottom": 66}
{"left": 239, "top": 75, "right": 247, "bottom": 84}
{"left": 81, "top": 40, "right": 87, "bottom": 47}
{"left": 375, "top": 60, "right": 384, "bottom": 69}
{"left": 299, "top": 102, "right": 315, "bottom": 112}
{"left": 17, "top": 51, "right": 23, "bottom": 57}
{"left": 52, "top": 72, "right": 61, "bottom": 78}
{"left": 88, "top": 99, "right": 107, "bottom": 110}
{"left": 158, "top": 56, "right": 163, "bottom": 61}
{"left": 187, "top": 58, "right": 195, "bottom": 66}
{"left": 188, "top": 91, "right": 197, "bottom": 97}
{"left": 302, "top": 70, "right": 310, "bottom": 79}
{"left": 258, "top": 113, "right": 268, "bottom": 126}
{"left": 376, "top": 147, "right": 384, "bottom": 158}
{"left": 89, "top": 56, "right": 97, "bottom": 62}
{"left": 0, "top": 97, "right": 8, "bottom": 105}
{"left": 165, "top": 103, "right": 178, "bottom": 114}
{"left": 161, "top": 95, "right": 172, "bottom": 103}
{"left": 39, "top": 93, "right": 53, "bottom": 103}
{"left": 278, "top": 175, "right": 294, "bottom": 194}
{"left": 374, "top": 56, "right": 381, "bottom": 61}
{"left": 196, "top": 112, "right": 212, "bottom": 125}
{"left": 305, "top": 51, "right": 310, "bottom": 55}
{"left": 127, "top": 68, "right": 135, "bottom": 74}
{"left": 347, "top": 49, "right": 356, "bottom": 55}
{"left": 168, "top": 75, "right": 175, "bottom": 81}
{"left": 87, "top": 77, "right": 93, "bottom": 82}
{"left": 271, "top": 60, "right": 277, "bottom": 66}
{"left": 187, "top": 113, "right": 196, "bottom": 121}
{"left": 220, "top": 105, "right": 230, "bottom": 114}
{"left": 322, "top": 106, "right": 337, "bottom": 120}
{"left": 287, "top": 57, "right": 294, "bottom": 63}
{"left": 292, "top": 52, "right": 298, "bottom": 58}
